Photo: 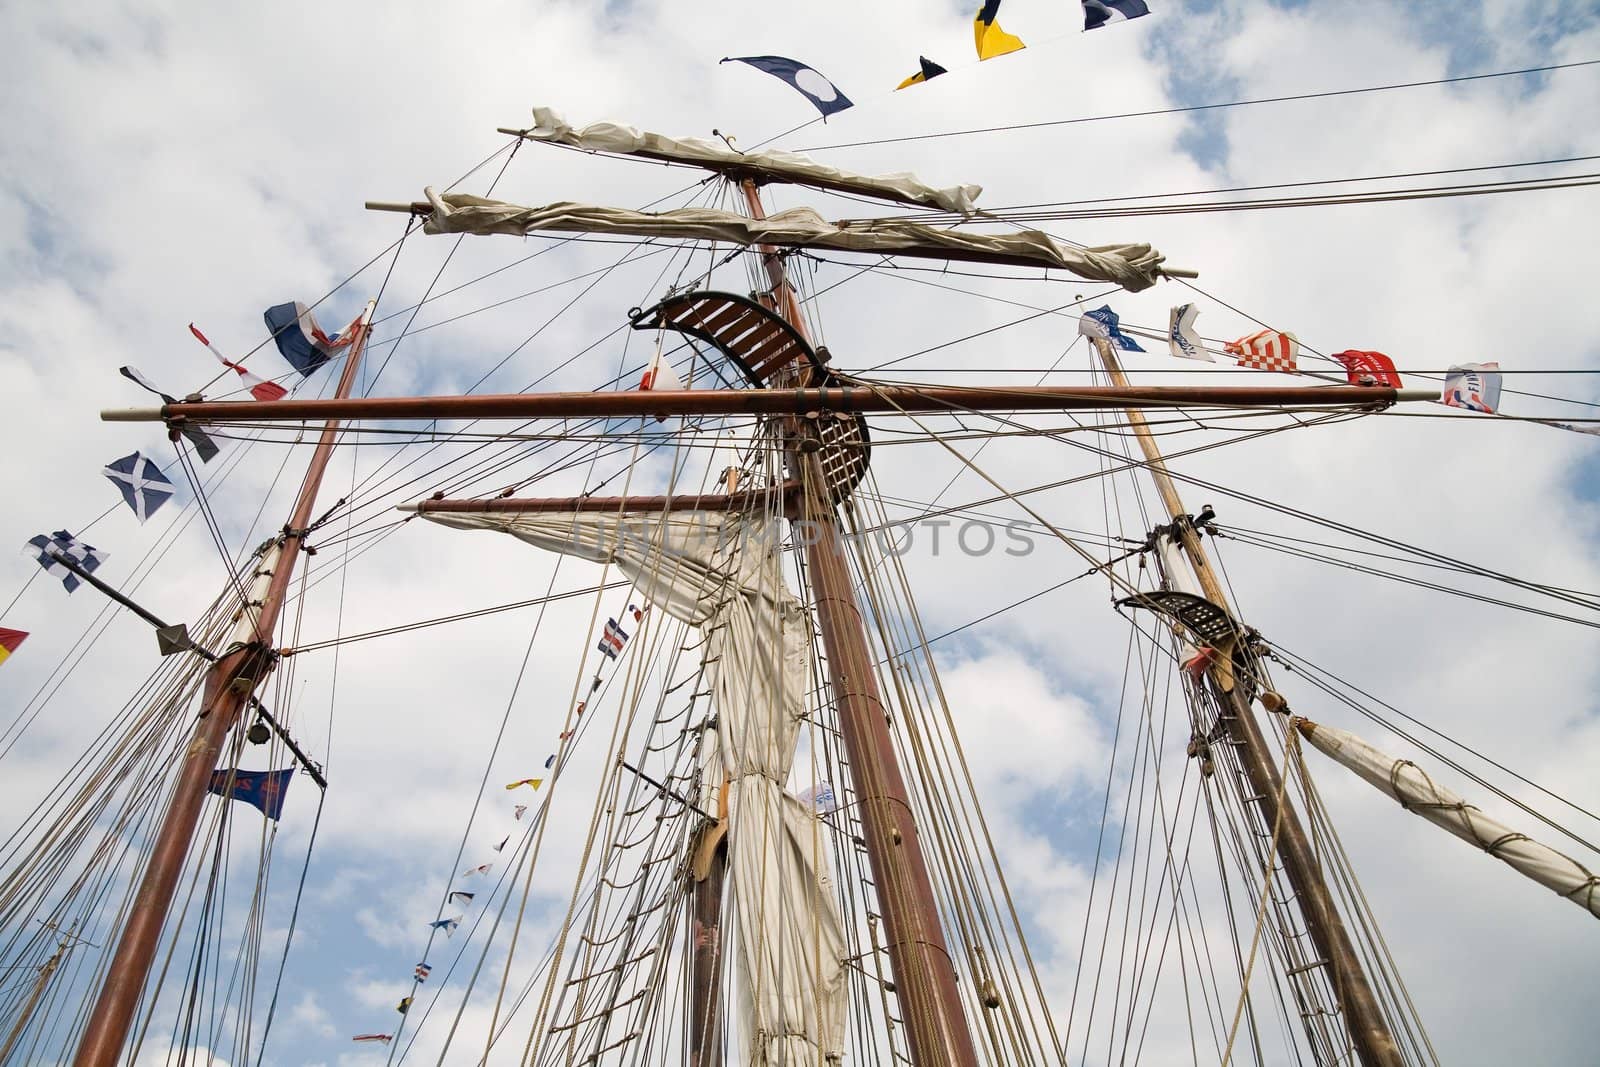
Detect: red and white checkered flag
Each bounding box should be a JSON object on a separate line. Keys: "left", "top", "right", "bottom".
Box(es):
{"left": 1225, "top": 329, "right": 1299, "bottom": 373}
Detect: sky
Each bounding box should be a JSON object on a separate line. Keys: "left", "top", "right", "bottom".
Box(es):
{"left": 2, "top": 1, "right": 1599, "bottom": 1065}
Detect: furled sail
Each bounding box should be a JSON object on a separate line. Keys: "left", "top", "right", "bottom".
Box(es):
{"left": 419, "top": 188, "right": 1176, "bottom": 292}
{"left": 414, "top": 506, "right": 847, "bottom": 1061}
{"left": 1295, "top": 717, "right": 1600, "bottom": 919}
{"left": 516, "top": 106, "right": 983, "bottom": 215}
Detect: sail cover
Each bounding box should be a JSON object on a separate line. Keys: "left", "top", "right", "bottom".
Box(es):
{"left": 420, "top": 188, "right": 1173, "bottom": 292}
{"left": 416, "top": 507, "right": 847, "bottom": 1061}
{"left": 1296, "top": 717, "right": 1600, "bottom": 920}
{"left": 521, "top": 106, "right": 982, "bottom": 215}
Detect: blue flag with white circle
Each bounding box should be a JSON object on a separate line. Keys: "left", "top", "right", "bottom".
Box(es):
{"left": 721, "top": 56, "right": 853, "bottom": 117}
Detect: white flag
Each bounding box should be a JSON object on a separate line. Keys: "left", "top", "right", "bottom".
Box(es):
{"left": 639, "top": 350, "right": 683, "bottom": 392}
{"left": 1167, "top": 304, "right": 1212, "bottom": 362}
{"left": 1439, "top": 362, "right": 1502, "bottom": 414}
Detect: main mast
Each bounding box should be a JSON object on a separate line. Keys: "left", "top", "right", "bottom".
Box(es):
{"left": 1087, "top": 336, "right": 1403, "bottom": 1067}
{"left": 72, "top": 301, "right": 375, "bottom": 1067}
{"left": 736, "top": 178, "right": 981, "bottom": 1066}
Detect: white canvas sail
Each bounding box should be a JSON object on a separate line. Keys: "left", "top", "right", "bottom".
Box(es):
{"left": 518, "top": 105, "right": 984, "bottom": 215}
{"left": 412, "top": 506, "right": 847, "bottom": 1061}
{"left": 418, "top": 188, "right": 1176, "bottom": 292}
{"left": 1296, "top": 717, "right": 1600, "bottom": 919}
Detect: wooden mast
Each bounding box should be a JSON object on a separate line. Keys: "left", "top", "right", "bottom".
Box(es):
{"left": 71, "top": 301, "right": 375, "bottom": 1067}
{"left": 1087, "top": 336, "right": 1403, "bottom": 1067}
{"left": 0, "top": 939, "right": 69, "bottom": 1062}
{"left": 736, "top": 179, "right": 980, "bottom": 1066}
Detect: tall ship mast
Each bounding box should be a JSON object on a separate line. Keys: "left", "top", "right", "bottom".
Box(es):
{"left": 3, "top": 9, "right": 1599, "bottom": 1066}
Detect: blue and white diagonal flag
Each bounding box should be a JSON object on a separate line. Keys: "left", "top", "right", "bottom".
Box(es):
{"left": 103, "top": 452, "right": 175, "bottom": 523}
{"left": 721, "top": 56, "right": 854, "bottom": 118}
{"left": 1167, "top": 304, "right": 1213, "bottom": 362}
{"left": 25, "top": 531, "right": 109, "bottom": 593}
{"left": 1078, "top": 305, "right": 1145, "bottom": 352}
{"left": 1083, "top": 0, "right": 1151, "bottom": 30}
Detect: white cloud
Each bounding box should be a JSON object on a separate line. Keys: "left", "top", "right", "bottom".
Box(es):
{"left": 2, "top": 1, "right": 1597, "bottom": 1064}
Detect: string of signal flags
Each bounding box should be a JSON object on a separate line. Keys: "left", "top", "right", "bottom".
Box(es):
{"left": 350, "top": 601, "right": 651, "bottom": 1047}
{"left": 1077, "top": 302, "right": 1600, "bottom": 434}
{"left": 721, "top": 1, "right": 1151, "bottom": 118}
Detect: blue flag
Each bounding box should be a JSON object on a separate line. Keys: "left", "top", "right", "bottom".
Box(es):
{"left": 1078, "top": 306, "right": 1145, "bottom": 352}
{"left": 263, "top": 302, "right": 353, "bottom": 376}
{"left": 721, "top": 56, "right": 853, "bottom": 117}
{"left": 26, "top": 531, "right": 109, "bottom": 594}
{"left": 1083, "top": 0, "right": 1151, "bottom": 30}
{"left": 103, "top": 452, "right": 175, "bottom": 523}
{"left": 207, "top": 767, "right": 294, "bottom": 820}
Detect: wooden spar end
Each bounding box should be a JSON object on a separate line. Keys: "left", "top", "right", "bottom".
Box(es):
{"left": 101, "top": 407, "right": 165, "bottom": 422}
{"left": 496, "top": 127, "right": 532, "bottom": 138}
{"left": 1159, "top": 267, "right": 1201, "bottom": 280}
{"left": 364, "top": 200, "right": 429, "bottom": 214}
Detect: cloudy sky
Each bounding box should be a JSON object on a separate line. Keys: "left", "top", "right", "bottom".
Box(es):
{"left": 2, "top": 1, "right": 1599, "bottom": 1065}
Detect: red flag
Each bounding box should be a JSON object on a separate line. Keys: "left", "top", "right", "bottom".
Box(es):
{"left": 0, "top": 628, "right": 27, "bottom": 668}
{"left": 190, "top": 323, "right": 288, "bottom": 402}
{"left": 1330, "top": 350, "right": 1403, "bottom": 388}
{"left": 1225, "top": 329, "right": 1298, "bottom": 373}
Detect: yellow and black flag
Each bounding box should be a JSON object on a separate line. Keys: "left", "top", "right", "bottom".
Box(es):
{"left": 974, "top": 1, "right": 1025, "bottom": 60}
{"left": 896, "top": 56, "right": 949, "bottom": 90}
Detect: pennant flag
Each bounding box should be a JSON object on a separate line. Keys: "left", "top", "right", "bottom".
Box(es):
{"left": 448, "top": 891, "right": 475, "bottom": 905}
{"left": 352, "top": 1034, "right": 392, "bottom": 1044}
{"left": 190, "top": 324, "right": 287, "bottom": 402}
{"left": 180, "top": 422, "right": 220, "bottom": 463}
{"left": 1330, "top": 350, "right": 1403, "bottom": 388}
{"left": 1440, "top": 362, "right": 1502, "bottom": 414}
{"left": 414, "top": 962, "right": 432, "bottom": 982}
{"left": 118, "top": 365, "right": 177, "bottom": 403}
{"left": 493, "top": 835, "right": 509, "bottom": 852}
{"left": 26, "top": 532, "right": 109, "bottom": 594}
{"left": 103, "top": 452, "right": 175, "bottom": 523}
{"left": 461, "top": 863, "right": 491, "bottom": 877}
{"left": 116, "top": 368, "right": 221, "bottom": 461}
{"left": 721, "top": 56, "right": 853, "bottom": 118}
{"left": 1167, "top": 304, "right": 1213, "bottom": 362}
{"left": 974, "top": 1, "right": 1025, "bottom": 60}
{"left": 1078, "top": 306, "right": 1145, "bottom": 352}
{"left": 543, "top": 754, "right": 556, "bottom": 770}
{"left": 575, "top": 701, "right": 587, "bottom": 717}
{"left": 629, "top": 604, "right": 644, "bottom": 624}
{"left": 505, "top": 778, "right": 543, "bottom": 791}
{"left": 0, "top": 628, "right": 27, "bottom": 669}
{"left": 637, "top": 351, "right": 682, "bottom": 424}
{"left": 514, "top": 804, "right": 528, "bottom": 820}
{"left": 560, "top": 730, "right": 574, "bottom": 741}
{"left": 639, "top": 350, "right": 683, "bottom": 393}
{"left": 1182, "top": 645, "right": 1221, "bottom": 681}
{"left": 207, "top": 767, "right": 294, "bottom": 820}
{"left": 591, "top": 676, "right": 603, "bottom": 693}
{"left": 1082, "top": 0, "right": 1151, "bottom": 30}
{"left": 263, "top": 301, "right": 354, "bottom": 376}
{"left": 396, "top": 997, "right": 412, "bottom": 1015}
{"left": 429, "top": 916, "right": 462, "bottom": 934}
{"left": 897, "top": 56, "right": 948, "bottom": 90}
{"left": 797, "top": 782, "right": 838, "bottom": 814}
{"left": 596, "top": 618, "right": 629, "bottom": 660}
{"left": 1225, "top": 329, "right": 1299, "bottom": 373}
